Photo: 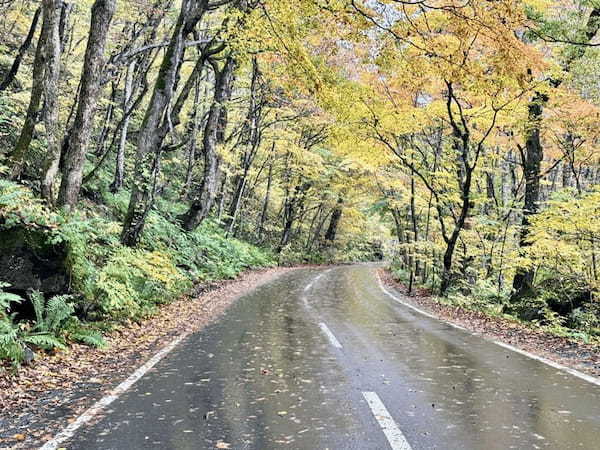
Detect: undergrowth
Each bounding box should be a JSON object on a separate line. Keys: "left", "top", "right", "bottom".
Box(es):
{"left": 0, "top": 177, "right": 275, "bottom": 367}
{"left": 390, "top": 264, "right": 600, "bottom": 344}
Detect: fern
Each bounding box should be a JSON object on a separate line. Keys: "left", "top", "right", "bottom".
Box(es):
{"left": 0, "top": 282, "right": 23, "bottom": 316}
{"left": 30, "top": 291, "right": 45, "bottom": 328}
{"left": 30, "top": 291, "right": 74, "bottom": 333}
{"left": 72, "top": 329, "right": 106, "bottom": 348}
{"left": 23, "top": 333, "right": 66, "bottom": 351}
{"left": 45, "top": 295, "right": 74, "bottom": 332}
{"left": 0, "top": 318, "right": 24, "bottom": 364}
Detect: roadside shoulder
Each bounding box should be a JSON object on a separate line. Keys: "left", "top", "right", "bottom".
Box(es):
{"left": 378, "top": 269, "right": 600, "bottom": 380}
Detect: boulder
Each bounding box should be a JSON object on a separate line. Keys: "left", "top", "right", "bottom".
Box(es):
{"left": 0, "top": 227, "right": 70, "bottom": 297}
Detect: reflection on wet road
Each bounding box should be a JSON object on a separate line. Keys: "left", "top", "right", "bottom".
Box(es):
{"left": 64, "top": 265, "right": 600, "bottom": 449}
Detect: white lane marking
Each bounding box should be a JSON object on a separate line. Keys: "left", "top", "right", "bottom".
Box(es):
{"left": 493, "top": 340, "right": 600, "bottom": 387}
{"left": 301, "top": 295, "right": 310, "bottom": 308}
{"left": 319, "top": 322, "right": 343, "bottom": 349}
{"left": 304, "top": 271, "right": 326, "bottom": 293}
{"left": 376, "top": 272, "right": 600, "bottom": 387}
{"left": 39, "top": 334, "right": 189, "bottom": 450}
{"left": 362, "top": 391, "right": 412, "bottom": 450}
{"left": 376, "top": 274, "right": 438, "bottom": 321}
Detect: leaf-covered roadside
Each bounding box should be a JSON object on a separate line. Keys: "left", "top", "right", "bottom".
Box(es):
{"left": 380, "top": 269, "right": 600, "bottom": 379}
{"left": 0, "top": 178, "right": 275, "bottom": 366}
{"left": 0, "top": 266, "right": 295, "bottom": 449}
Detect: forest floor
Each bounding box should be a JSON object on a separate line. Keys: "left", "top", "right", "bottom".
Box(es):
{"left": 0, "top": 266, "right": 298, "bottom": 449}
{"left": 380, "top": 269, "right": 600, "bottom": 379}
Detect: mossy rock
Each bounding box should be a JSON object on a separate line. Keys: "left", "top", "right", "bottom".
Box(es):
{"left": 0, "top": 226, "right": 70, "bottom": 297}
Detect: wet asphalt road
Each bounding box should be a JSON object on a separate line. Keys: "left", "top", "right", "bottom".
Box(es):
{"left": 63, "top": 265, "right": 600, "bottom": 449}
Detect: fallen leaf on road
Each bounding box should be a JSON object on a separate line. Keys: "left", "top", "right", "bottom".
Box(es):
{"left": 216, "top": 441, "right": 231, "bottom": 449}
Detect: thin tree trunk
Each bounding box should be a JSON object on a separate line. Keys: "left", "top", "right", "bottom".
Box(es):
{"left": 121, "top": 0, "right": 208, "bottom": 245}
{"left": 181, "top": 78, "right": 203, "bottom": 198}
{"left": 0, "top": 7, "right": 41, "bottom": 91}
{"left": 110, "top": 60, "right": 135, "bottom": 192}
{"left": 227, "top": 172, "right": 247, "bottom": 236}
{"left": 512, "top": 94, "right": 545, "bottom": 300}
{"left": 256, "top": 158, "right": 273, "bottom": 241}
{"left": 8, "top": 7, "right": 49, "bottom": 177}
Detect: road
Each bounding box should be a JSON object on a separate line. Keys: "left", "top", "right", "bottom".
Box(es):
{"left": 49, "top": 265, "right": 600, "bottom": 449}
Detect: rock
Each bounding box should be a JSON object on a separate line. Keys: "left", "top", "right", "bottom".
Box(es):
{"left": 0, "top": 227, "right": 70, "bottom": 297}
{"left": 22, "top": 345, "right": 35, "bottom": 365}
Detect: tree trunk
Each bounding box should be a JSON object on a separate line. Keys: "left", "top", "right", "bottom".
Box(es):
{"left": 509, "top": 7, "right": 600, "bottom": 299}
{"left": 391, "top": 207, "right": 409, "bottom": 268}
{"left": 256, "top": 158, "right": 273, "bottom": 241}
{"left": 511, "top": 93, "right": 546, "bottom": 300}
{"left": 110, "top": 60, "right": 135, "bottom": 192}
{"left": 277, "top": 182, "right": 310, "bottom": 252}
{"left": 0, "top": 7, "right": 41, "bottom": 92}
{"left": 181, "top": 78, "right": 203, "bottom": 198}
{"left": 57, "top": 0, "right": 116, "bottom": 208}
{"left": 121, "top": 0, "right": 208, "bottom": 246}
{"left": 324, "top": 196, "right": 343, "bottom": 243}
{"left": 39, "top": 0, "right": 63, "bottom": 203}
{"left": 8, "top": 7, "right": 50, "bottom": 177}
{"left": 180, "top": 56, "right": 236, "bottom": 232}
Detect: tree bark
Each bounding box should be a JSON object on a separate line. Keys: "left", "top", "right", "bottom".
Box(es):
{"left": 8, "top": 7, "right": 50, "bottom": 177}
{"left": 256, "top": 157, "right": 273, "bottom": 241}
{"left": 324, "top": 196, "right": 343, "bottom": 243}
{"left": 180, "top": 56, "right": 236, "bottom": 232}
{"left": 0, "top": 7, "right": 41, "bottom": 92}
{"left": 40, "top": 0, "right": 63, "bottom": 203}
{"left": 57, "top": 0, "right": 116, "bottom": 208}
{"left": 511, "top": 94, "right": 546, "bottom": 300}
{"left": 110, "top": 60, "right": 135, "bottom": 192}
{"left": 181, "top": 77, "right": 203, "bottom": 198}
{"left": 277, "top": 181, "right": 310, "bottom": 252}
{"left": 121, "top": 0, "right": 209, "bottom": 246}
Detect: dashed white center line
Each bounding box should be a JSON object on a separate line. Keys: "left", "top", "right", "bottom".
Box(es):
{"left": 319, "top": 322, "right": 343, "bottom": 349}
{"left": 362, "top": 391, "right": 413, "bottom": 450}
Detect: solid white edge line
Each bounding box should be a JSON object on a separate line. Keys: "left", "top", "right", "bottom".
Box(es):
{"left": 362, "top": 391, "right": 412, "bottom": 450}
{"left": 39, "top": 334, "right": 189, "bottom": 450}
{"left": 319, "top": 322, "right": 343, "bottom": 349}
{"left": 376, "top": 272, "right": 600, "bottom": 387}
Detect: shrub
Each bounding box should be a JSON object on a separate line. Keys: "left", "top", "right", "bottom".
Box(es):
{"left": 95, "top": 248, "right": 190, "bottom": 319}
{"left": 447, "top": 278, "right": 509, "bottom": 315}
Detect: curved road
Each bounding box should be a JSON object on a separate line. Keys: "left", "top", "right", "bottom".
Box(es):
{"left": 52, "top": 265, "right": 600, "bottom": 449}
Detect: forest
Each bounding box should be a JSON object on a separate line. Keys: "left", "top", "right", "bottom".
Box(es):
{"left": 1, "top": 0, "right": 600, "bottom": 367}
